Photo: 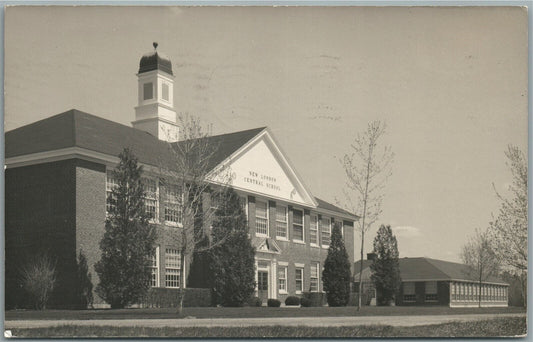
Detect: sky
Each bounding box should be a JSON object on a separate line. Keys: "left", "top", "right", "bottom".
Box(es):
{"left": 4, "top": 6, "right": 528, "bottom": 263}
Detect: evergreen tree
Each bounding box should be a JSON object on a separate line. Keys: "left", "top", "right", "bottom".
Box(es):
{"left": 210, "top": 188, "right": 255, "bottom": 307}
{"left": 370, "top": 225, "right": 401, "bottom": 305}
{"left": 323, "top": 223, "right": 352, "bottom": 306}
{"left": 186, "top": 234, "right": 212, "bottom": 289}
{"left": 95, "top": 148, "right": 156, "bottom": 309}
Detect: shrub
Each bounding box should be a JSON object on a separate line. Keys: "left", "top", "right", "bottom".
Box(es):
{"left": 20, "top": 254, "right": 57, "bottom": 310}
{"left": 302, "top": 292, "right": 326, "bottom": 307}
{"left": 300, "top": 297, "right": 311, "bottom": 307}
{"left": 267, "top": 299, "right": 281, "bottom": 307}
{"left": 247, "top": 297, "right": 262, "bottom": 307}
{"left": 285, "top": 296, "right": 300, "bottom": 306}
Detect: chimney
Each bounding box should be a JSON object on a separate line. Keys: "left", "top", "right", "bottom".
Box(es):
{"left": 367, "top": 252, "right": 376, "bottom": 261}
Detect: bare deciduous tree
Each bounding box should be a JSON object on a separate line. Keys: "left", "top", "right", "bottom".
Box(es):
{"left": 461, "top": 228, "right": 500, "bottom": 308}
{"left": 159, "top": 113, "right": 233, "bottom": 314}
{"left": 21, "top": 254, "right": 57, "bottom": 310}
{"left": 488, "top": 145, "right": 527, "bottom": 307}
{"left": 340, "top": 120, "right": 393, "bottom": 310}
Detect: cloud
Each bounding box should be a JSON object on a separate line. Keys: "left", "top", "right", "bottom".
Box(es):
{"left": 392, "top": 225, "right": 422, "bottom": 238}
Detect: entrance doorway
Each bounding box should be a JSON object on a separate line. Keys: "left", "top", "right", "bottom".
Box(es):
{"left": 258, "top": 270, "right": 269, "bottom": 301}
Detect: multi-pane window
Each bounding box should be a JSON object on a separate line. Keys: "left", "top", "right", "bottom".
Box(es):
{"left": 295, "top": 267, "right": 304, "bottom": 293}
{"left": 451, "top": 282, "right": 456, "bottom": 300}
{"left": 293, "top": 209, "right": 304, "bottom": 242}
{"left": 106, "top": 171, "right": 118, "bottom": 213}
{"left": 150, "top": 246, "right": 160, "bottom": 287}
{"left": 403, "top": 282, "right": 416, "bottom": 302}
{"left": 425, "top": 281, "right": 438, "bottom": 301}
{"left": 310, "top": 215, "right": 318, "bottom": 245}
{"left": 165, "top": 248, "right": 181, "bottom": 288}
{"left": 164, "top": 185, "right": 182, "bottom": 224}
{"left": 310, "top": 262, "right": 320, "bottom": 292}
{"left": 278, "top": 266, "right": 287, "bottom": 293}
{"left": 162, "top": 83, "right": 169, "bottom": 101}
{"left": 320, "top": 217, "right": 331, "bottom": 247}
{"left": 276, "top": 205, "right": 288, "bottom": 239}
{"left": 142, "top": 178, "right": 158, "bottom": 220}
{"left": 255, "top": 200, "right": 268, "bottom": 236}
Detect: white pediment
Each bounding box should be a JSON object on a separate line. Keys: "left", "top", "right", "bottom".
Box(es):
{"left": 209, "top": 129, "right": 317, "bottom": 207}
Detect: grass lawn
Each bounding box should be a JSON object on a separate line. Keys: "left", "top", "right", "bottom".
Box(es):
{"left": 7, "top": 317, "right": 526, "bottom": 338}
{"left": 5, "top": 305, "right": 526, "bottom": 321}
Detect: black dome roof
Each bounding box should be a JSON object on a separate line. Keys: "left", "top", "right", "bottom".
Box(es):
{"left": 139, "top": 44, "right": 173, "bottom": 75}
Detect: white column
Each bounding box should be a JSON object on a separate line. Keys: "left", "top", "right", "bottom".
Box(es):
{"left": 271, "top": 259, "right": 277, "bottom": 299}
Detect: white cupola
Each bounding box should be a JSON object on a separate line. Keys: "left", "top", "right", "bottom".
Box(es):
{"left": 132, "top": 42, "right": 179, "bottom": 142}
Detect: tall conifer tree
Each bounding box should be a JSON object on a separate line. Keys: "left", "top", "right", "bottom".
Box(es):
{"left": 323, "top": 224, "right": 352, "bottom": 306}
{"left": 95, "top": 148, "right": 156, "bottom": 309}
{"left": 209, "top": 188, "right": 255, "bottom": 307}
{"left": 370, "top": 225, "right": 401, "bottom": 305}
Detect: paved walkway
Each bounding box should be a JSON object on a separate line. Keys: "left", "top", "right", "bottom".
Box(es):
{"left": 4, "top": 313, "right": 525, "bottom": 329}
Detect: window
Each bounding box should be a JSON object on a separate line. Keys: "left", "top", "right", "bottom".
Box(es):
{"left": 143, "top": 82, "right": 153, "bottom": 100}
{"left": 293, "top": 209, "right": 304, "bottom": 242}
{"left": 403, "top": 282, "right": 416, "bottom": 302}
{"left": 165, "top": 248, "right": 181, "bottom": 288}
{"left": 164, "top": 185, "right": 182, "bottom": 225}
{"left": 142, "top": 178, "right": 158, "bottom": 220}
{"left": 240, "top": 196, "right": 248, "bottom": 219}
{"left": 276, "top": 205, "right": 288, "bottom": 239}
{"left": 310, "top": 262, "right": 320, "bottom": 292}
{"left": 335, "top": 220, "right": 344, "bottom": 238}
{"left": 150, "top": 246, "right": 160, "bottom": 287}
{"left": 106, "top": 170, "right": 118, "bottom": 213}
{"left": 451, "top": 282, "right": 456, "bottom": 300}
{"left": 162, "top": 83, "right": 169, "bottom": 101}
{"left": 425, "top": 281, "right": 437, "bottom": 301}
{"left": 255, "top": 200, "right": 268, "bottom": 236}
{"left": 278, "top": 266, "right": 287, "bottom": 293}
{"left": 310, "top": 215, "right": 318, "bottom": 246}
{"left": 320, "top": 217, "right": 331, "bottom": 247}
{"left": 295, "top": 267, "right": 304, "bottom": 293}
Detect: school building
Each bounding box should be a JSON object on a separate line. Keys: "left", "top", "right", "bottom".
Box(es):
{"left": 5, "top": 44, "right": 358, "bottom": 308}
{"left": 353, "top": 255, "right": 509, "bottom": 307}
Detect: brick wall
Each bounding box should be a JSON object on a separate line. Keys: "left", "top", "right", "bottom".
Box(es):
{"left": 5, "top": 160, "right": 78, "bottom": 309}
{"left": 396, "top": 281, "right": 450, "bottom": 306}
{"left": 248, "top": 195, "right": 356, "bottom": 301}
{"left": 75, "top": 160, "right": 107, "bottom": 306}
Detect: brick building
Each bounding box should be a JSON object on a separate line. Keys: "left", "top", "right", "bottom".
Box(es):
{"left": 353, "top": 255, "right": 509, "bottom": 307}
{"left": 5, "top": 45, "right": 358, "bottom": 308}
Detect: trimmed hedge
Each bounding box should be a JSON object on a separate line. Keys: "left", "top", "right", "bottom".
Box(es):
{"left": 285, "top": 296, "right": 300, "bottom": 306}
{"left": 267, "top": 299, "right": 281, "bottom": 307}
{"left": 300, "top": 297, "right": 312, "bottom": 307}
{"left": 140, "top": 288, "right": 212, "bottom": 308}
{"left": 302, "top": 292, "right": 326, "bottom": 307}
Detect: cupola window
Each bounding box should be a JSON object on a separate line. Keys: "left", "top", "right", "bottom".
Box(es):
{"left": 143, "top": 82, "right": 153, "bottom": 100}
{"left": 162, "top": 83, "right": 169, "bottom": 101}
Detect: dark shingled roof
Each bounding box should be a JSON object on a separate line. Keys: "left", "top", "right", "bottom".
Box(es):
{"left": 6, "top": 109, "right": 355, "bottom": 218}
{"left": 315, "top": 197, "right": 358, "bottom": 220}
{"left": 354, "top": 257, "right": 508, "bottom": 285}
{"left": 5, "top": 109, "right": 264, "bottom": 171}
